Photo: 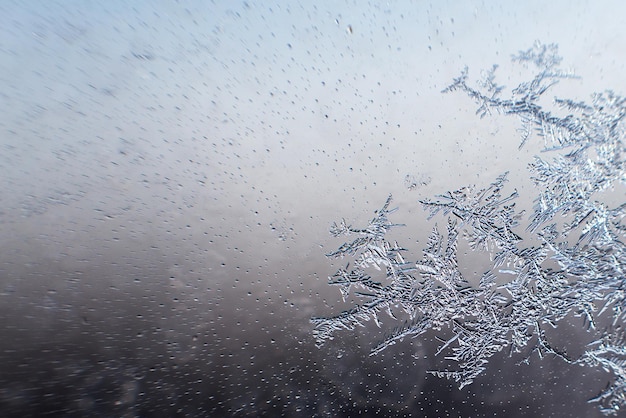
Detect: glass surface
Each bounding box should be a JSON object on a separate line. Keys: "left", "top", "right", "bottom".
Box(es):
{"left": 1, "top": 1, "right": 625, "bottom": 416}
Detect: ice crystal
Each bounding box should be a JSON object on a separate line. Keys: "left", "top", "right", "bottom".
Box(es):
{"left": 311, "top": 42, "right": 626, "bottom": 415}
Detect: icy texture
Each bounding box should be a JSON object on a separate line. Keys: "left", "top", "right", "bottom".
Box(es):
{"left": 311, "top": 43, "right": 626, "bottom": 415}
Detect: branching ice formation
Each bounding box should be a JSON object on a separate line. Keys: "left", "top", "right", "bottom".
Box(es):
{"left": 311, "top": 42, "right": 626, "bottom": 415}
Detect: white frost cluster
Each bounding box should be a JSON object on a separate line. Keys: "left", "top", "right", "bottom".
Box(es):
{"left": 312, "top": 43, "right": 626, "bottom": 415}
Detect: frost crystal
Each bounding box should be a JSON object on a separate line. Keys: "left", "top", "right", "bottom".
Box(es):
{"left": 311, "top": 42, "right": 626, "bottom": 415}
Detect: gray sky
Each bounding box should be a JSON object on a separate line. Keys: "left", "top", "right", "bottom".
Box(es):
{"left": 1, "top": 1, "right": 626, "bottom": 416}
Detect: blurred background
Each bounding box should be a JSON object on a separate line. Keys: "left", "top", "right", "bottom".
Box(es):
{"left": 1, "top": 0, "right": 625, "bottom": 416}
